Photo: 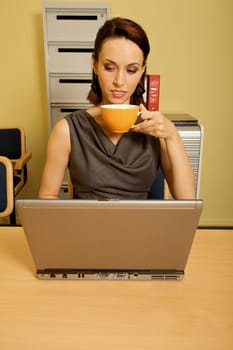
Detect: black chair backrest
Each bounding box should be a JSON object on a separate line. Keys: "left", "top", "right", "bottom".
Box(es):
{"left": 148, "top": 167, "right": 165, "bottom": 199}
{"left": 0, "top": 161, "right": 8, "bottom": 212}
{"left": 0, "top": 128, "right": 22, "bottom": 159}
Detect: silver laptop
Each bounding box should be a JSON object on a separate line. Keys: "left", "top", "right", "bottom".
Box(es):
{"left": 16, "top": 199, "right": 203, "bottom": 281}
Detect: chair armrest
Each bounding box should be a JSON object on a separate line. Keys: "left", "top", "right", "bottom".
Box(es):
{"left": 14, "top": 152, "right": 32, "bottom": 170}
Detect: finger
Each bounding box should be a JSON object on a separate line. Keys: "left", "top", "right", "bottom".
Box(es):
{"left": 132, "top": 119, "right": 152, "bottom": 132}
{"left": 139, "top": 111, "right": 154, "bottom": 121}
{"left": 137, "top": 104, "right": 148, "bottom": 120}
{"left": 139, "top": 103, "right": 147, "bottom": 112}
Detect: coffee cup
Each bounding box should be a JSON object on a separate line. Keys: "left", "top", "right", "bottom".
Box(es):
{"left": 101, "top": 104, "right": 139, "bottom": 133}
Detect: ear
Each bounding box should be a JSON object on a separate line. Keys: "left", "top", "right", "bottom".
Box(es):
{"left": 138, "top": 63, "right": 146, "bottom": 83}
{"left": 141, "top": 63, "right": 146, "bottom": 76}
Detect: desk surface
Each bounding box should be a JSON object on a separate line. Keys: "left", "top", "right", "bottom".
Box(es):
{"left": 0, "top": 227, "right": 232, "bottom": 350}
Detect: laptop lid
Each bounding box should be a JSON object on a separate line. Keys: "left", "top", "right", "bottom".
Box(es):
{"left": 16, "top": 199, "right": 203, "bottom": 280}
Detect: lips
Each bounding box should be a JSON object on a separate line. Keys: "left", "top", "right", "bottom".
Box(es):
{"left": 111, "top": 90, "right": 127, "bottom": 99}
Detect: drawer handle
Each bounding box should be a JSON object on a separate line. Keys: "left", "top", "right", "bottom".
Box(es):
{"left": 60, "top": 108, "right": 78, "bottom": 113}
{"left": 59, "top": 79, "right": 92, "bottom": 84}
{"left": 58, "top": 48, "right": 93, "bottom": 53}
{"left": 56, "top": 15, "right": 98, "bottom": 21}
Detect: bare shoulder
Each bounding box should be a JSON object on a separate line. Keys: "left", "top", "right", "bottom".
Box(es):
{"left": 47, "top": 118, "right": 71, "bottom": 154}
{"left": 50, "top": 118, "right": 70, "bottom": 139}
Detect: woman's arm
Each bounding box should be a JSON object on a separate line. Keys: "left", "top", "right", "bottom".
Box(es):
{"left": 38, "top": 119, "right": 71, "bottom": 199}
{"left": 159, "top": 134, "right": 195, "bottom": 199}
{"left": 132, "top": 104, "right": 195, "bottom": 199}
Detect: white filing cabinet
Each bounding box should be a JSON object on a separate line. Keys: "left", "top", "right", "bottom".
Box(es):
{"left": 43, "top": 2, "right": 110, "bottom": 130}
{"left": 43, "top": 2, "right": 110, "bottom": 196}
{"left": 178, "top": 125, "right": 204, "bottom": 198}
{"left": 165, "top": 114, "right": 204, "bottom": 198}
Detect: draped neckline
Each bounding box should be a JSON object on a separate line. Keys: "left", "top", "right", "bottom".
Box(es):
{"left": 84, "top": 110, "right": 130, "bottom": 155}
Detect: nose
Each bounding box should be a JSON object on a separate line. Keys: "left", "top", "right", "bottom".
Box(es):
{"left": 113, "top": 70, "right": 125, "bottom": 87}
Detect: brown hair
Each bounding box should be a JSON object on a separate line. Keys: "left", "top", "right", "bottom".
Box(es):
{"left": 87, "top": 17, "right": 150, "bottom": 105}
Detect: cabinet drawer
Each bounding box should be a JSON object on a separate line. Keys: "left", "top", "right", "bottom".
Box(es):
{"left": 48, "top": 45, "right": 93, "bottom": 73}
{"left": 50, "top": 77, "right": 91, "bottom": 103}
{"left": 50, "top": 104, "right": 92, "bottom": 127}
{"left": 46, "top": 10, "right": 107, "bottom": 42}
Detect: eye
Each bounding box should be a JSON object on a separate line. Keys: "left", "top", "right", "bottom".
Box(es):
{"left": 127, "top": 68, "right": 138, "bottom": 74}
{"left": 126, "top": 65, "right": 140, "bottom": 74}
{"left": 104, "top": 64, "right": 115, "bottom": 71}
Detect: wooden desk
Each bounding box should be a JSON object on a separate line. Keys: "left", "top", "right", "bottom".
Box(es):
{"left": 0, "top": 227, "right": 232, "bottom": 350}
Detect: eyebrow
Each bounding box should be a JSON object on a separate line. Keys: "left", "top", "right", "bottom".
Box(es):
{"left": 104, "top": 59, "right": 141, "bottom": 66}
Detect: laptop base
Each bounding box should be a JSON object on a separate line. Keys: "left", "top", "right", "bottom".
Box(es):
{"left": 37, "top": 269, "right": 184, "bottom": 281}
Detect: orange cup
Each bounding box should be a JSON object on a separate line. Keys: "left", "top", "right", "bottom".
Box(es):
{"left": 101, "top": 104, "right": 139, "bottom": 133}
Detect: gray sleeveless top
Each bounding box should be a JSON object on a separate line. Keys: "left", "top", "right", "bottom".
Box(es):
{"left": 65, "top": 110, "right": 161, "bottom": 199}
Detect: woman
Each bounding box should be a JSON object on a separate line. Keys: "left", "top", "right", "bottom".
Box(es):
{"left": 39, "top": 17, "right": 195, "bottom": 200}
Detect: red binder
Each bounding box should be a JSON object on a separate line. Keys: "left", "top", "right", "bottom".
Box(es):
{"left": 146, "top": 75, "right": 160, "bottom": 111}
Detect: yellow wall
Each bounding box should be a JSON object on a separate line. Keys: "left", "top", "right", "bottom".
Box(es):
{"left": 1, "top": 0, "right": 232, "bottom": 226}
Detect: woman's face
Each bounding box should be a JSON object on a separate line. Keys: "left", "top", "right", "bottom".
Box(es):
{"left": 93, "top": 37, "right": 145, "bottom": 105}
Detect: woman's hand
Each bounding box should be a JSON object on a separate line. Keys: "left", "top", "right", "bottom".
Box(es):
{"left": 131, "top": 104, "right": 178, "bottom": 140}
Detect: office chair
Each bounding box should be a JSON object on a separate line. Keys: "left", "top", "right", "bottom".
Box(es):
{"left": 0, "top": 156, "right": 14, "bottom": 221}
{"left": 148, "top": 166, "right": 165, "bottom": 199}
{"left": 0, "top": 127, "right": 32, "bottom": 225}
